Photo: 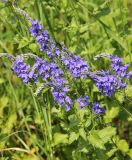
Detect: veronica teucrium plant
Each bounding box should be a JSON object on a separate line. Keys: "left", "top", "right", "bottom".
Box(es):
{"left": 0, "top": 3, "right": 132, "bottom": 160}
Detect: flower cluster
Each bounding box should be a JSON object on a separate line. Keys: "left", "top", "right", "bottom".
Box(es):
{"left": 29, "top": 20, "right": 60, "bottom": 59}
{"left": 127, "top": 71, "right": 132, "bottom": 79}
{"left": 52, "top": 87, "right": 73, "bottom": 111}
{"left": 13, "top": 56, "right": 37, "bottom": 84}
{"left": 95, "top": 54, "right": 132, "bottom": 79}
{"left": 29, "top": 20, "right": 90, "bottom": 79}
{"left": 10, "top": 13, "right": 132, "bottom": 114}
{"left": 12, "top": 54, "right": 73, "bottom": 111}
{"left": 34, "top": 58, "right": 73, "bottom": 111}
{"left": 62, "top": 52, "right": 89, "bottom": 79}
{"left": 92, "top": 102, "right": 105, "bottom": 114}
{"left": 77, "top": 96, "right": 90, "bottom": 109}
{"left": 93, "top": 73, "right": 126, "bottom": 97}
{"left": 110, "top": 55, "right": 129, "bottom": 78}
{"left": 92, "top": 54, "right": 132, "bottom": 97}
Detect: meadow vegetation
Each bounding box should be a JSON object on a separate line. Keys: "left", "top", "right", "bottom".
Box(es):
{"left": 0, "top": 0, "right": 132, "bottom": 159}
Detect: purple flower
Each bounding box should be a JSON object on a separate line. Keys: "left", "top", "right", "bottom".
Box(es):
{"left": 29, "top": 19, "right": 90, "bottom": 79}
{"left": 62, "top": 54, "right": 89, "bottom": 79}
{"left": 92, "top": 54, "right": 132, "bottom": 97}
{"left": 127, "top": 71, "right": 132, "bottom": 79}
{"left": 12, "top": 54, "right": 73, "bottom": 111}
{"left": 93, "top": 73, "right": 126, "bottom": 97}
{"left": 29, "top": 20, "right": 55, "bottom": 58}
{"left": 77, "top": 96, "right": 90, "bottom": 109}
{"left": 52, "top": 87, "right": 73, "bottom": 111}
{"left": 29, "top": 20, "right": 43, "bottom": 37}
{"left": 92, "top": 102, "right": 105, "bottom": 114}
{"left": 94, "top": 54, "right": 132, "bottom": 79}
{"left": 12, "top": 56, "right": 31, "bottom": 84}
{"left": 14, "top": 13, "right": 132, "bottom": 113}
{"left": 34, "top": 57, "right": 73, "bottom": 111}
{"left": 110, "top": 56, "right": 129, "bottom": 78}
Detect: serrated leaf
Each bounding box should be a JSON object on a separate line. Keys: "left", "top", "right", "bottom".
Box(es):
{"left": 87, "top": 131, "right": 105, "bottom": 149}
{"left": 88, "top": 127, "right": 116, "bottom": 150}
{"left": 69, "top": 132, "right": 79, "bottom": 144}
{"left": 98, "top": 126, "right": 116, "bottom": 143}
{"left": 79, "top": 128, "right": 87, "bottom": 141}
{"left": 104, "top": 107, "right": 119, "bottom": 123}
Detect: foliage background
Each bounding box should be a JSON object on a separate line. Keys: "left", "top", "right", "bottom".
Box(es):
{"left": 0, "top": 0, "right": 132, "bottom": 159}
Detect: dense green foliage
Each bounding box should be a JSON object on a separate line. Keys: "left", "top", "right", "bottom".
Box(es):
{"left": 0, "top": 0, "right": 132, "bottom": 159}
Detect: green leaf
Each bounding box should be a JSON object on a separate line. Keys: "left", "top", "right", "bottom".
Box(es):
{"left": 68, "top": 115, "right": 80, "bottom": 128}
{"left": 125, "top": 86, "right": 132, "bottom": 97}
{"left": 29, "top": 43, "right": 39, "bottom": 52}
{"left": 95, "top": 149, "right": 109, "bottom": 160}
{"left": 0, "top": 96, "right": 8, "bottom": 108}
{"left": 84, "top": 118, "right": 91, "bottom": 127}
{"left": 95, "top": 7, "right": 110, "bottom": 19}
{"left": 98, "top": 126, "right": 116, "bottom": 143}
{"left": 53, "top": 133, "right": 68, "bottom": 146}
{"left": 88, "top": 127, "right": 116, "bottom": 150}
{"left": 104, "top": 107, "right": 119, "bottom": 123}
{"left": 107, "top": 148, "right": 118, "bottom": 158}
{"left": 2, "top": 113, "right": 17, "bottom": 133}
{"left": 79, "top": 128, "right": 87, "bottom": 141}
{"left": 69, "top": 132, "right": 79, "bottom": 144}
{"left": 117, "top": 139, "right": 129, "bottom": 153}
{"left": 128, "top": 149, "right": 132, "bottom": 159}
{"left": 0, "top": 133, "right": 8, "bottom": 142}
{"left": 0, "top": 78, "right": 5, "bottom": 84}
{"left": 115, "top": 92, "right": 124, "bottom": 103}
{"left": 18, "top": 37, "right": 32, "bottom": 49}
{"left": 87, "top": 131, "right": 105, "bottom": 149}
